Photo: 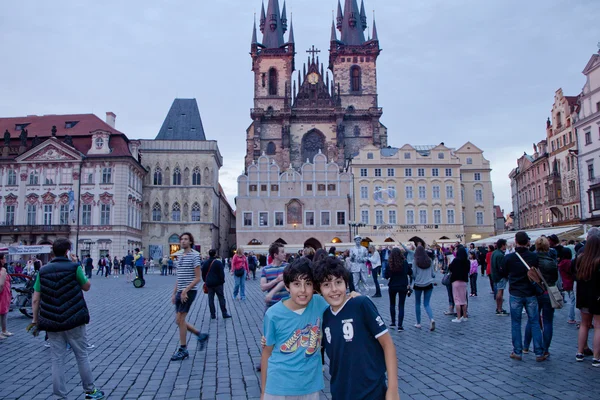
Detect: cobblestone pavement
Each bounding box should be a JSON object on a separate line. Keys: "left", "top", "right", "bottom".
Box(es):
{"left": 1, "top": 270, "right": 599, "bottom": 400}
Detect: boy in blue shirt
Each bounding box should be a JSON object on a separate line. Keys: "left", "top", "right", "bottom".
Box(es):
{"left": 261, "top": 258, "right": 329, "bottom": 400}
{"left": 314, "top": 257, "right": 400, "bottom": 400}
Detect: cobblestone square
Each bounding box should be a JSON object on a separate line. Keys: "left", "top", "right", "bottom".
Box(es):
{"left": 1, "top": 271, "right": 598, "bottom": 399}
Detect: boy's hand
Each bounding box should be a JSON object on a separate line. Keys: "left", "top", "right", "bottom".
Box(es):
{"left": 349, "top": 291, "right": 361, "bottom": 298}
{"left": 385, "top": 388, "right": 400, "bottom": 400}
{"left": 260, "top": 336, "right": 266, "bottom": 349}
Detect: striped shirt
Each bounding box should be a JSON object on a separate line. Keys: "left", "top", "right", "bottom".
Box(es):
{"left": 176, "top": 250, "right": 201, "bottom": 292}
{"left": 261, "top": 263, "right": 288, "bottom": 308}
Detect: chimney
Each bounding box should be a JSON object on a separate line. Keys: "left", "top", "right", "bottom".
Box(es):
{"left": 105, "top": 112, "right": 116, "bottom": 128}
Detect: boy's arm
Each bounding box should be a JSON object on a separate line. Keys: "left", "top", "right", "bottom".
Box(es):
{"left": 260, "top": 345, "right": 274, "bottom": 399}
{"left": 377, "top": 333, "right": 400, "bottom": 400}
{"left": 265, "top": 280, "right": 286, "bottom": 303}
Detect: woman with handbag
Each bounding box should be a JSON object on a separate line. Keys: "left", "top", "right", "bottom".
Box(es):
{"left": 384, "top": 248, "right": 413, "bottom": 332}
{"left": 574, "top": 235, "right": 600, "bottom": 366}
{"left": 412, "top": 245, "right": 436, "bottom": 331}
{"left": 523, "top": 237, "right": 558, "bottom": 357}
{"left": 231, "top": 248, "right": 249, "bottom": 301}
{"left": 449, "top": 246, "right": 470, "bottom": 323}
{"left": 202, "top": 250, "right": 232, "bottom": 320}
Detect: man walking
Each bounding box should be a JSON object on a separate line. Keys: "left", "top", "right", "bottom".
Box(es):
{"left": 30, "top": 238, "right": 105, "bottom": 399}
{"left": 501, "top": 232, "right": 546, "bottom": 362}
{"left": 202, "top": 249, "right": 232, "bottom": 320}
{"left": 84, "top": 255, "right": 93, "bottom": 279}
{"left": 171, "top": 233, "right": 209, "bottom": 361}
{"left": 491, "top": 239, "right": 509, "bottom": 316}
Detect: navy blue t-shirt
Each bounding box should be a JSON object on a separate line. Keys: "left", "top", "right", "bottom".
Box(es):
{"left": 322, "top": 296, "right": 389, "bottom": 400}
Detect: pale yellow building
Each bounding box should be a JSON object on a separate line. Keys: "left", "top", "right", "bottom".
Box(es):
{"left": 351, "top": 142, "right": 495, "bottom": 245}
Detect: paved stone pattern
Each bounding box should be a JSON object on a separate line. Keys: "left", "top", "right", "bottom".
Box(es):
{"left": 1, "top": 270, "right": 599, "bottom": 399}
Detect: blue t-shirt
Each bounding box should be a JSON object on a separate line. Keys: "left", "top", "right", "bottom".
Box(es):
{"left": 323, "top": 296, "right": 388, "bottom": 400}
{"left": 263, "top": 294, "right": 329, "bottom": 396}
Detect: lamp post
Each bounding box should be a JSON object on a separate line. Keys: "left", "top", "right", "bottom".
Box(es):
{"left": 348, "top": 221, "right": 366, "bottom": 239}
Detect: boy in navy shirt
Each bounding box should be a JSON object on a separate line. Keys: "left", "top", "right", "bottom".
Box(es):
{"left": 314, "top": 257, "right": 400, "bottom": 400}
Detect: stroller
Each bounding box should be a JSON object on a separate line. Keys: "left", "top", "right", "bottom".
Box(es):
{"left": 10, "top": 272, "right": 35, "bottom": 318}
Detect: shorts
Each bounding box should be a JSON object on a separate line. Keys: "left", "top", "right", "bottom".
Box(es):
{"left": 126, "top": 265, "right": 134, "bottom": 273}
{"left": 175, "top": 290, "right": 197, "bottom": 313}
{"left": 263, "top": 392, "right": 320, "bottom": 400}
{"left": 496, "top": 278, "right": 507, "bottom": 290}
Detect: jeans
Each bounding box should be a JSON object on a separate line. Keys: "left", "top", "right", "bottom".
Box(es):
{"left": 469, "top": 273, "right": 478, "bottom": 295}
{"left": 510, "top": 295, "right": 543, "bottom": 356}
{"left": 372, "top": 266, "right": 382, "bottom": 296}
{"left": 414, "top": 287, "right": 434, "bottom": 324}
{"left": 161, "top": 266, "right": 167, "bottom": 276}
{"left": 524, "top": 293, "right": 555, "bottom": 353}
{"left": 446, "top": 283, "right": 454, "bottom": 306}
{"left": 565, "top": 290, "right": 576, "bottom": 321}
{"left": 233, "top": 271, "right": 246, "bottom": 299}
{"left": 96, "top": 266, "right": 103, "bottom": 276}
{"left": 381, "top": 260, "right": 389, "bottom": 279}
{"left": 208, "top": 285, "right": 229, "bottom": 317}
{"left": 389, "top": 288, "right": 407, "bottom": 327}
{"left": 48, "top": 325, "right": 96, "bottom": 399}
{"left": 249, "top": 267, "right": 256, "bottom": 280}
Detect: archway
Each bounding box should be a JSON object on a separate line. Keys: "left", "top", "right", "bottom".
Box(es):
{"left": 169, "top": 234, "right": 181, "bottom": 254}
{"left": 304, "top": 238, "right": 322, "bottom": 250}
{"left": 248, "top": 238, "right": 263, "bottom": 245}
{"left": 361, "top": 237, "right": 373, "bottom": 248}
{"left": 439, "top": 236, "right": 450, "bottom": 240}
{"left": 384, "top": 237, "right": 395, "bottom": 243}
{"left": 331, "top": 237, "right": 342, "bottom": 244}
{"left": 409, "top": 236, "right": 426, "bottom": 247}
{"left": 301, "top": 129, "right": 325, "bottom": 163}
{"left": 274, "top": 238, "right": 287, "bottom": 245}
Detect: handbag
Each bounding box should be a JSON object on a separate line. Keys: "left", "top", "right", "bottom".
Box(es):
{"left": 442, "top": 272, "right": 452, "bottom": 286}
{"left": 515, "top": 252, "right": 563, "bottom": 309}
{"left": 234, "top": 261, "right": 245, "bottom": 277}
{"left": 203, "top": 260, "right": 215, "bottom": 294}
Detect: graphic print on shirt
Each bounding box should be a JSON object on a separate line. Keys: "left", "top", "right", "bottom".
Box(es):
{"left": 280, "top": 318, "right": 321, "bottom": 357}
{"left": 342, "top": 318, "right": 354, "bottom": 341}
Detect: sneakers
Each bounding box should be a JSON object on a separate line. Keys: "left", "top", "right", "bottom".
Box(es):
{"left": 397, "top": 327, "right": 404, "bottom": 332}
{"left": 223, "top": 314, "right": 232, "bottom": 319}
{"left": 523, "top": 349, "right": 529, "bottom": 354}
{"left": 536, "top": 354, "right": 548, "bottom": 362}
{"left": 584, "top": 348, "right": 594, "bottom": 357}
{"left": 86, "top": 344, "right": 95, "bottom": 350}
{"left": 170, "top": 348, "right": 189, "bottom": 361}
{"left": 496, "top": 310, "right": 509, "bottom": 316}
{"left": 1, "top": 331, "right": 13, "bottom": 337}
{"left": 430, "top": 320, "right": 436, "bottom": 331}
{"left": 444, "top": 310, "right": 456, "bottom": 316}
{"left": 510, "top": 352, "right": 522, "bottom": 361}
{"left": 0, "top": 334, "right": 6, "bottom": 340}
{"left": 451, "top": 318, "right": 462, "bottom": 323}
{"left": 592, "top": 359, "right": 600, "bottom": 367}
{"left": 576, "top": 353, "right": 585, "bottom": 362}
{"left": 44, "top": 342, "right": 51, "bottom": 348}
{"left": 389, "top": 322, "right": 396, "bottom": 327}
{"left": 414, "top": 324, "right": 422, "bottom": 329}
{"left": 85, "top": 389, "right": 105, "bottom": 400}
{"left": 460, "top": 317, "right": 468, "bottom": 322}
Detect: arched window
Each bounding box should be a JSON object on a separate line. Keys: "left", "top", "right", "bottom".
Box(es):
{"left": 268, "top": 68, "right": 278, "bottom": 95}
{"left": 266, "top": 141, "right": 276, "bottom": 155}
{"left": 192, "top": 167, "right": 201, "bottom": 185}
{"left": 350, "top": 66, "right": 361, "bottom": 92}
{"left": 191, "top": 202, "right": 201, "bottom": 221}
{"left": 153, "top": 167, "right": 162, "bottom": 185}
{"left": 172, "top": 167, "right": 181, "bottom": 186}
{"left": 152, "top": 203, "right": 162, "bottom": 221}
{"left": 172, "top": 202, "right": 181, "bottom": 221}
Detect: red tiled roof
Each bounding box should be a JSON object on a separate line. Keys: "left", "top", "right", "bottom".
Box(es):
{"left": 494, "top": 205, "right": 504, "bottom": 219}
{"left": 0, "top": 113, "right": 134, "bottom": 159}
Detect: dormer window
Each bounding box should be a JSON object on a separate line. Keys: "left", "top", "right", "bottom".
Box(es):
{"left": 65, "top": 121, "right": 79, "bottom": 129}
{"left": 15, "top": 123, "right": 29, "bottom": 131}
{"left": 95, "top": 137, "right": 104, "bottom": 149}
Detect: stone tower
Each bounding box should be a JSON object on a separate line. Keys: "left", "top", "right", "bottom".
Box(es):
{"left": 245, "top": 0, "right": 386, "bottom": 170}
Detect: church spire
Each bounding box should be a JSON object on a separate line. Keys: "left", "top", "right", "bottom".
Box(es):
{"left": 336, "top": 0, "right": 343, "bottom": 31}
{"left": 251, "top": 16, "right": 258, "bottom": 44}
{"left": 281, "top": 1, "right": 288, "bottom": 33}
{"left": 330, "top": 18, "right": 337, "bottom": 42}
{"left": 260, "top": 2, "right": 266, "bottom": 33}
{"left": 340, "top": 0, "right": 366, "bottom": 45}
{"left": 372, "top": 15, "right": 378, "bottom": 42}
{"left": 262, "top": 0, "right": 285, "bottom": 48}
{"left": 360, "top": 0, "right": 367, "bottom": 31}
{"left": 288, "top": 15, "right": 295, "bottom": 43}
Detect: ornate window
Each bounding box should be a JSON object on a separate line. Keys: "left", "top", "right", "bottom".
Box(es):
{"left": 152, "top": 203, "right": 162, "bottom": 221}
{"left": 5, "top": 205, "right": 15, "bottom": 225}
{"left": 266, "top": 141, "right": 276, "bottom": 155}
{"left": 101, "top": 167, "right": 112, "bottom": 184}
{"left": 172, "top": 202, "right": 181, "bottom": 221}
{"left": 82, "top": 204, "right": 92, "bottom": 225}
{"left": 172, "top": 167, "right": 182, "bottom": 186}
{"left": 350, "top": 65, "right": 361, "bottom": 92}
{"left": 191, "top": 202, "right": 201, "bottom": 221}
{"left": 27, "top": 204, "right": 36, "bottom": 225}
{"left": 100, "top": 204, "right": 111, "bottom": 225}
{"left": 29, "top": 171, "right": 39, "bottom": 185}
{"left": 154, "top": 167, "right": 163, "bottom": 185}
{"left": 301, "top": 130, "right": 324, "bottom": 164}
{"left": 7, "top": 170, "right": 16, "bottom": 186}
{"left": 60, "top": 204, "right": 69, "bottom": 224}
{"left": 192, "top": 167, "right": 201, "bottom": 185}
{"left": 268, "top": 68, "right": 278, "bottom": 95}
{"left": 43, "top": 205, "right": 53, "bottom": 225}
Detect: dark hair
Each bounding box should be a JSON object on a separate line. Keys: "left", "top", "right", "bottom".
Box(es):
{"left": 414, "top": 246, "right": 431, "bottom": 269}
{"left": 313, "top": 249, "right": 328, "bottom": 264}
{"left": 577, "top": 235, "right": 600, "bottom": 281}
{"left": 208, "top": 249, "right": 216, "bottom": 257}
{"left": 496, "top": 239, "right": 507, "bottom": 249}
{"left": 180, "top": 232, "right": 195, "bottom": 247}
{"left": 313, "top": 256, "right": 350, "bottom": 287}
{"left": 455, "top": 245, "right": 468, "bottom": 262}
{"left": 269, "top": 242, "right": 285, "bottom": 258}
{"left": 135, "top": 248, "right": 140, "bottom": 252}
{"left": 328, "top": 246, "right": 336, "bottom": 254}
{"left": 560, "top": 247, "right": 572, "bottom": 261}
{"left": 53, "top": 238, "right": 72, "bottom": 257}
{"left": 488, "top": 244, "right": 495, "bottom": 252}
{"left": 0, "top": 253, "right": 5, "bottom": 270}
{"left": 388, "top": 248, "right": 405, "bottom": 272}
{"left": 283, "top": 257, "right": 314, "bottom": 286}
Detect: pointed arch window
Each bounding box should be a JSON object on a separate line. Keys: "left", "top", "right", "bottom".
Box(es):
{"left": 172, "top": 167, "right": 182, "bottom": 186}
{"left": 268, "top": 68, "right": 278, "bottom": 95}
{"left": 192, "top": 167, "right": 201, "bottom": 186}
{"left": 154, "top": 167, "right": 162, "bottom": 185}
{"left": 152, "top": 203, "right": 162, "bottom": 221}
{"left": 266, "top": 141, "right": 276, "bottom": 155}
{"left": 191, "top": 202, "right": 201, "bottom": 221}
{"left": 350, "top": 65, "right": 361, "bottom": 92}
{"left": 172, "top": 202, "right": 181, "bottom": 221}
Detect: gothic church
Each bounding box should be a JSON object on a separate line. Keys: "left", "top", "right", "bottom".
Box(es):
{"left": 245, "top": 0, "right": 386, "bottom": 170}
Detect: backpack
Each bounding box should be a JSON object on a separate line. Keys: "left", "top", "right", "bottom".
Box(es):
{"left": 248, "top": 256, "right": 257, "bottom": 271}
{"left": 100, "top": 258, "right": 106, "bottom": 267}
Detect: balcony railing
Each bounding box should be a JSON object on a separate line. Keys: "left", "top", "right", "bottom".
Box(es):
{"left": 0, "top": 225, "right": 71, "bottom": 234}
{"left": 548, "top": 197, "right": 563, "bottom": 207}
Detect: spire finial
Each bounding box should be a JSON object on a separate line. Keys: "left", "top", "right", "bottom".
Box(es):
{"left": 251, "top": 14, "right": 258, "bottom": 44}
{"left": 281, "top": 1, "right": 288, "bottom": 33}
{"left": 330, "top": 18, "right": 337, "bottom": 41}
{"left": 372, "top": 11, "right": 378, "bottom": 42}
{"left": 288, "top": 13, "right": 294, "bottom": 43}
{"left": 260, "top": 1, "right": 266, "bottom": 33}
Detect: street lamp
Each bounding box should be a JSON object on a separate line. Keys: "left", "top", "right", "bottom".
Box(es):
{"left": 348, "top": 221, "right": 366, "bottom": 239}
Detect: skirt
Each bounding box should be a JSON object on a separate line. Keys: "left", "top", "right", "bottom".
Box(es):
{"left": 452, "top": 281, "right": 468, "bottom": 306}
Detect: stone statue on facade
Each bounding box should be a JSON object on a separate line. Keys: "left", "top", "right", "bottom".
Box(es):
{"left": 3, "top": 129, "right": 10, "bottom": 147}
{"left": 19, "top": 129, "right": 28, "bottom": 146}
{"left": 31, "top": 135, "right": 41, "bottom": 148}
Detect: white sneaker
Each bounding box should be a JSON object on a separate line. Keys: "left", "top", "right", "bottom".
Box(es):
{"left": 451, "top": 318, "right": 462, "bottom": 323}
{"left": 461, "top": 317, "right": 468, "bottom": 322}
{"left": 414, "top": 324, "right": 422, "bottom": 329}
{"left": 44, "top": 342, "right": 51, "bottom": 347}
{"left": 86, "top": 344, "right": 95, "bottom": 350}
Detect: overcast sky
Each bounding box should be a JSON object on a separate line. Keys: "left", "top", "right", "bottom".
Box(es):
{"left": 2, "top": 0, "right": 600, "bottom": 215}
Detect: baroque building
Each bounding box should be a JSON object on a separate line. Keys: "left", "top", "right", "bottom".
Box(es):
{"left": 0, "top": 113, "right": 145, "bottom": 261}
{"left": 140, "top": 99, "right": 235, "bottom": 259}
